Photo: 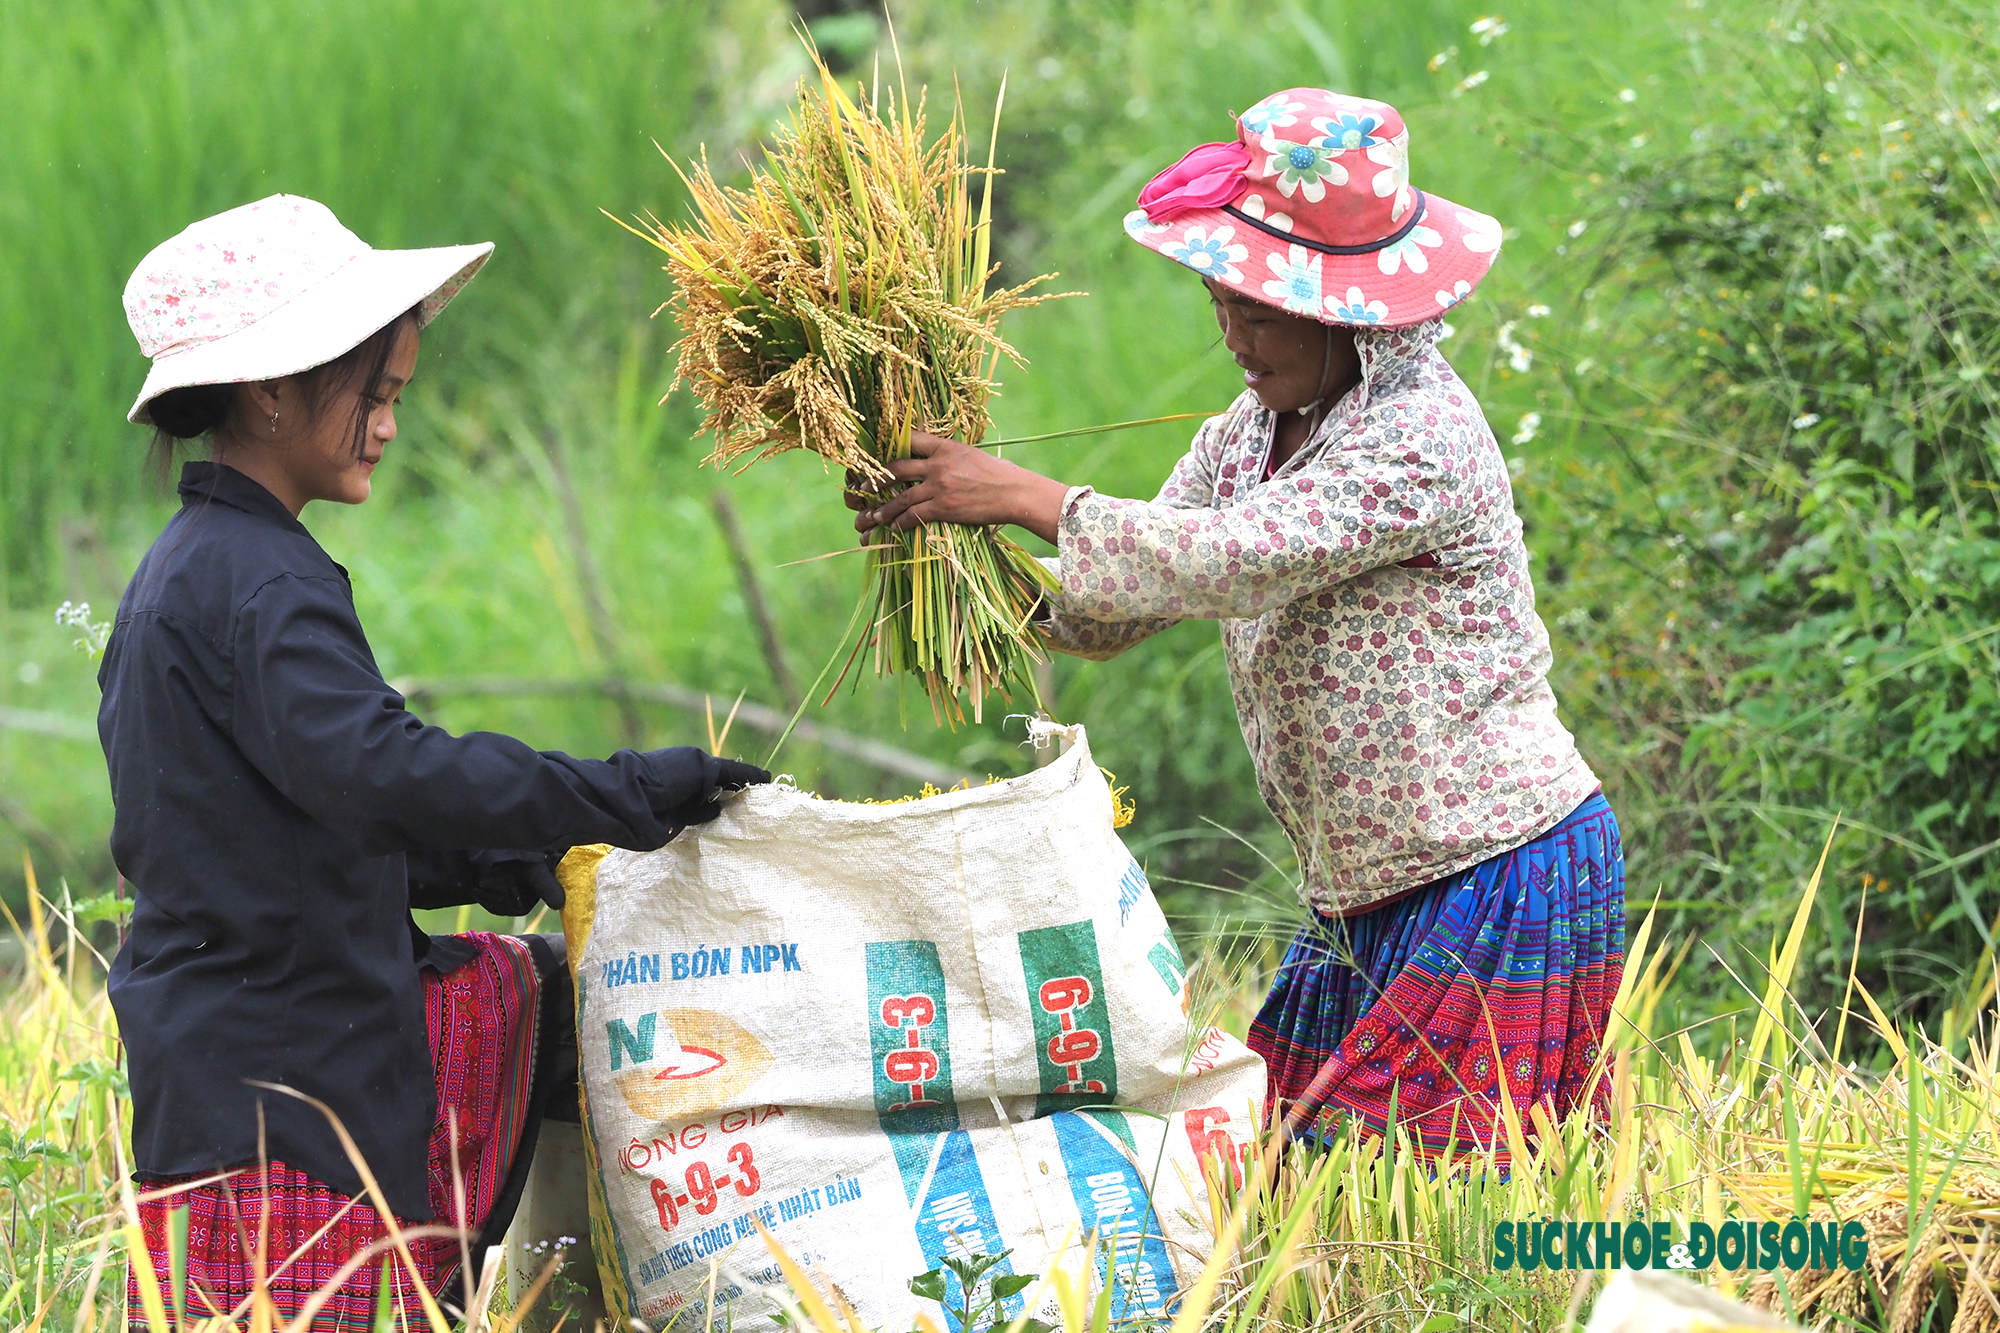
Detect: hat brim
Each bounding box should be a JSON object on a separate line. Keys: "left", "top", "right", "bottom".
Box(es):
{"left": 127, "top": 241, "right": 493, "bottom": 425}
{"left": 1122, "top": 192, "right": 1499, "bottom": 329}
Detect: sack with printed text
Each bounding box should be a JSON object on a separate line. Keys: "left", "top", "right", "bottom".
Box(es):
{"left": 556, "top": 725, "right": 1265, "bottom": 1332}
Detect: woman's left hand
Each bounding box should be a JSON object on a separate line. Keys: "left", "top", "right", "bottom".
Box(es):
{"left": 848, "top": 431, "right": 1070, "bottom": 545}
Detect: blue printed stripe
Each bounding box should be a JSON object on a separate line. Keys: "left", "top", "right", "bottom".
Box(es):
{"left": 1050, "top": 1114, "right": 1180, "bottom": 1320}
{"left": 911, "top": 1130, "right": 1022, "bottom": 1330}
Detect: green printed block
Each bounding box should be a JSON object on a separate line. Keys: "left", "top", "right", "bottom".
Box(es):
{"left": 865, "top": 940, "right": 959, "bottom": 1205}
{"left": 1147, "top": 937, "right": 1186, "bottom": 997}
{"left": 1018, "top": 921, "right": 1118, "bottom": 1117}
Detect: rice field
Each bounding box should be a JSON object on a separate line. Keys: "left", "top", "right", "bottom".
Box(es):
{"left": 5, "top": 838, "right": 1998, "bottom": 1332}
{"left": 4, "top": 0, "right": 1996, "bottom": 1329}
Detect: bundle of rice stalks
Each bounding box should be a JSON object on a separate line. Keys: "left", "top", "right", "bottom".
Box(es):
{"left": 623, "top": 52, "right": 1063, "bottom": 725}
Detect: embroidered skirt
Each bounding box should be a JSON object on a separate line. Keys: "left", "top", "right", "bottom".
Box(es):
{"left": 1248, "top": 793, "right": 1623, "bottom": 1164}
{"left": 128, "top": 932, "right": 542, "bottom": 1330}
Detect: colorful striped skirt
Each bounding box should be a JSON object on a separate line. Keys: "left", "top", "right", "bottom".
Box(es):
{"left": 1248, "top": 793, "right": 1624, "bottom": 1164}
{"left": 128, "top": 932, "right": 543, "bottom": 1330}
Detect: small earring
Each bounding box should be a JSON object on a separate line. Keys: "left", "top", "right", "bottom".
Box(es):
{"left": 269, "top": 411, "right": 279, "bottom": 434}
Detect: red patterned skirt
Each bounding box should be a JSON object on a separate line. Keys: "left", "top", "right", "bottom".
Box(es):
{"left": 128, "top": 933, "right": 541, "bottom": 1330}
{"left": 1248, "top": 794, "right": 1623, "bottom": 1166}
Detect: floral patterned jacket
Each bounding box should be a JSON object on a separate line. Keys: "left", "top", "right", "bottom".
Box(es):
{"left": 1039, "top": 319, "right": 1600, "bottom": 916}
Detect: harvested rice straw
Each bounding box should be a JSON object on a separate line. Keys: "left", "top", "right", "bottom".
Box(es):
{"left": 621, "top": 52, "right": 1067, "bottom": 726}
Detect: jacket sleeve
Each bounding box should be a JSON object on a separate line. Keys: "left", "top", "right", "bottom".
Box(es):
{"left": 229, "top": 572, "right": 694, "bottom": 856}
{"left": 404, "top": 849, "right": 481, "bottom": 908}
{"left": 1051, "top": 401, "right": 1473, "bottom": 624}
{"left": 1035, "top": 418, "right": 1227, "bottom": 659}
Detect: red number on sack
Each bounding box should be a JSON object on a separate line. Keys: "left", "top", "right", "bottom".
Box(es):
{"left": 686, "top": 1161, "right": 719, "bottom": 1215}
{"left": 727, "top": 1142, "right": 760, "bottom": 1196}
{"left": 1047, "top": 1029, "right": 1101, "bottom": 1067}
{"left": 651, "top": 1177, "right": 680, "bottom": 1231}
{"left": 1184, "top": 1107, "right": 1244, "bottom": 1188}
{"left": 881, "top": 994, "right": 936, "bottom": 1028}
{"left": 884, "top": 1048, "right": 940, "bottom": 1085}
{"left": 1039, "top": 976, "right": 1092, "bottom": 1014}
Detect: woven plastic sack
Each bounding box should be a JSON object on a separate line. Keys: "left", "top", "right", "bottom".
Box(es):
{"left": 556, "top": 725, "right": 1264, "bottom": 1332}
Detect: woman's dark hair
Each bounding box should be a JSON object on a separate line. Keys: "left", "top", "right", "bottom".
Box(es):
{"left": 145, "top": 303, "right": 421, "bottom": 485}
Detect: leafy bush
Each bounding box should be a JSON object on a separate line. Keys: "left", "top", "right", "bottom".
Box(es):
{"left": 1529, "top": 4, "right": 2000, "bottom": 1014}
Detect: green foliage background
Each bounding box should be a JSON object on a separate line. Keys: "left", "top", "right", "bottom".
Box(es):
{"left": 2, "top": 0, "right": 1996, "bottom": 1027}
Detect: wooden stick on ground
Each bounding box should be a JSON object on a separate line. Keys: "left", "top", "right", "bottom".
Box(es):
{"left": 710, "top": 491, "right": 802, "bottom": 711}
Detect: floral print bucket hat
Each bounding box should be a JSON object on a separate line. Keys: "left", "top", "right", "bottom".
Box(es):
{"left": 1123, "top": 89, "right": 1500, "bottom": 328}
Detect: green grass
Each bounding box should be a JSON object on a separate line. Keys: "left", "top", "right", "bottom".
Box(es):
{"left": 0, "top": 0, "right": 787, "bottom": 596}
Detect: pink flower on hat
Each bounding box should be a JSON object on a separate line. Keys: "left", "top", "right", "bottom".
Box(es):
{"left": 1138, "top": 141, "right": 1253, "bottom": 224}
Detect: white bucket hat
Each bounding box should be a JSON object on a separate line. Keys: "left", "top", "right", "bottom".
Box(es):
{"left": 123, "top": 194, "right": 493, "bottom": 425}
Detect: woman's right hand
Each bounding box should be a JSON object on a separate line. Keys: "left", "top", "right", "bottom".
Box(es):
{"left": 845, "top": 431, "right": 1069, "bottom": 545}
{"left": 637, "top": 748, "right": 771, "bottom": 832}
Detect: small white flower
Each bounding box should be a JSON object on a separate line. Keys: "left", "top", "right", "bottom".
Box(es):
{"left": 1792, "top": 412, "right": 1821, "bottom": 429}
{"left": 1367, "top": 134, "right": 1412, "bottom": 210}
{"left": 1526, "top": 303, "right": 1550, "bottom": 318}
{"left": 1327, "top": 285, "right": 1389, "bottom": 323}
{"left": 1820, "top": 224, "right": 1848, "bottom": 241}
{"left": 1427, "top": 46, "right": 1458, "bottom": 72}
{"left": 55, "top": 600, "right": 112, "bottom": 658}
{"left": 1452, "top": 69, "right": 1491, "bottom": 97}
{"left": 1456, "top": 211, "right": 1502, "bottom": 254}
{"left": 1470, "top": 15, "right": 1509, "bottom": 43}
{"left": 1261, "top": 134, "right": 1348, "bottom": 201}
{"left": 1239, "top": 94, "right": 1305, "bottom": 134}
{"left": 1618, "top": 88, "right": 1637, "bottom": 104}
{"left": 1239, "top": 193, "right": 1294, "bottom": 232}
{"left": 1575, "top": 356, "right": 1598, "bottom": 375}
{"left": 1262, "top": 245, "right": 1327, "bottom": 315}
{"left": 1375, "top": 224, "right": 1442, "bottom": 275}
{"left": 1512, "top": 412, "right": 1542, "bottom": 444}
{"left": 1438, "top": 320, "right": 1456, "bottom": 341}
{"left": 1164, "top": 224, "right": 1249, "bottom": 283}
{"left": 1566, "top": 219, "right": 1588, "bottom": 238}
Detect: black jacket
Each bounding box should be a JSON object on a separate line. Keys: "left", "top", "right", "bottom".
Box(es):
{"left": 100, "top": 462, "right": 712, "bottom": 1218}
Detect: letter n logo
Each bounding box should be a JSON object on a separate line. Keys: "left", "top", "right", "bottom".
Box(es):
{"left": 607, "top": 1012, "right": 657, "bottom": 1071}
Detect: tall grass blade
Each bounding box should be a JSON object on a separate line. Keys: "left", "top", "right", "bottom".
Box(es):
{"left": 1745, "top": 820, "right": 1836, "bottom": 1074}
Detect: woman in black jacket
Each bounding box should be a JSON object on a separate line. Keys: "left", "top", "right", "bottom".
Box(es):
{"left": 103, "top": 194, "right": 765, "bottom": 1325}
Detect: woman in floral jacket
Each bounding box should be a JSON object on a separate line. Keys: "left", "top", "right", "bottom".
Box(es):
{"left": 852, "top": 88, "right": 1622, "bottom": 1161}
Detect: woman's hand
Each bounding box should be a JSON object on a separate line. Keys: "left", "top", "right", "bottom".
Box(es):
{"left": 846, "top": 431, "right": 1070, "bottom": 545}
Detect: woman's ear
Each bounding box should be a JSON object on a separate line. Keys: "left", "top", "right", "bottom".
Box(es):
{"left": 241, "top": 378, "right": 283, "bottom": 422}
